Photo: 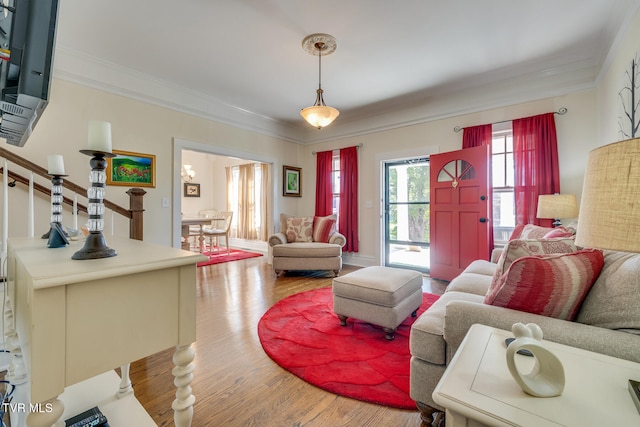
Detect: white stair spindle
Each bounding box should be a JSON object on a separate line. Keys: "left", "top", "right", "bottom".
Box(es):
{"left": 28, "top": 171, "right": 34, "bottom": 237}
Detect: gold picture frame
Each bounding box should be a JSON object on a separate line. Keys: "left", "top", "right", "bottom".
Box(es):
{"left": 106, "top": 150, "right": 156, "bottom": 187}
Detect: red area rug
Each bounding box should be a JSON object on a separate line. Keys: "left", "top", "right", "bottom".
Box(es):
{"left": 196, "top": 248, "right": 263, "bottom": 267}
{"left": 257, "top": 287, "right": 439, "bottom": 409}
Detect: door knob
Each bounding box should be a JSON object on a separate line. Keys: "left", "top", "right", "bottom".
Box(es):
{"left": 479, "top": 217, "right": 488, "bottom": 223}
{"left": 480, "top": 195, "right": 487, "bottom": 201}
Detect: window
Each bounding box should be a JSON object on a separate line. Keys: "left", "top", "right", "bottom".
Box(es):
{"left": 492, "top": 126, "right": 515, "bottom": 245}
{"left": 228, "top": 163, "right": 264, "bottom": 239}
{"left": 331, "top": 152, "right": 340, "bottom": 224}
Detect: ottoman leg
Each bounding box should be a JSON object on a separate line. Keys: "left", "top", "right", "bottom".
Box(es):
{"left": 338, "top": 315, "right": 348, "bottom": 326}
{"left": 383, "top": 327, "right": 396, "bottom": 341}
{"left": 411, "top": 309, "right": 418, "bottom": 317}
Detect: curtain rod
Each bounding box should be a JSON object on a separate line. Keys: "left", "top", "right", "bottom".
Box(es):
{"left": 453, "top": 107, "right": 568, "bottom": 133}
{"left": 312, "top": 143, "right": 363, "bottom": 155}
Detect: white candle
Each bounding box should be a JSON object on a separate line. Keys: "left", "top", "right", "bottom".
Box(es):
{"left": 47, "top": 154, "right": 65, "bottom": 175}
{"left": 88, "top": 120, "right": 112, "bottom": 153}
{"left": 73, "top": 194, "right": 78, "bottom": 230}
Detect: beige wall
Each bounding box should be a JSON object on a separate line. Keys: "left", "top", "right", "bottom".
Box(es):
{"left": 300, "top": 90, "right": 597, "bottom": 266}
{"left": 1, "top": 79, "right": 301, "bottom": 246}
{"left": 597, "top": 8, "right": 640, "bottom": 144}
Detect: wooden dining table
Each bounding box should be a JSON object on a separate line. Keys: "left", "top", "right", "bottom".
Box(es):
{"left": 181, "top": 217, "right": 214, "bottom": 253}
{"left": 181, "top": 216, "right": 226, "bottom": 253}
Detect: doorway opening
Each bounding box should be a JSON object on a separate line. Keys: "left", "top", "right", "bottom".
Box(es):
{"left": 383, "top": 158, "right": 430, "bottom": 273}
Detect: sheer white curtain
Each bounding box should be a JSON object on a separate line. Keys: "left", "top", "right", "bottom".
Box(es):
{"left": 226, "top": 163, "right": 270, "bottom": 241}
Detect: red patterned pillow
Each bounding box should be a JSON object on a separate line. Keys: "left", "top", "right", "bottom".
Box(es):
{"left": 487, "top": 238, "right": 577, "bottom": 298}
{"left": 285, "top": 216, "right": 313, "bottom": 242}
{"left": 519, "top": 224, "right": 556, "bottom": 239}
{"left": 313, "top": 215, "right": 337, "bottom": 243}
{"left": 484, "top": 249, "right": 605, "bottom": 320}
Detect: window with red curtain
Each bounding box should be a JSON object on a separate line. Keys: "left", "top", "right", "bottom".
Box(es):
{"left": 339, "top": 146, "right": 359, "bottom": 252}
{"left": 513, "top": 113, "right": 560, "bottom": 226}
{"left": 315, "top": 150, "right": 333, "bottom": 216}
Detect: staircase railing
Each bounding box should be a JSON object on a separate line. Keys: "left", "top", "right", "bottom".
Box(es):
{"left": 0, "top": 147, "right": 145, "bottom": 240}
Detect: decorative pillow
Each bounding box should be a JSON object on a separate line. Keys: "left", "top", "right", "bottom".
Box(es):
{"left": 313, "top": 215, "right": 336, "bottom": 243}
{"left": 543, "top": 227, "right": 574, "bottom": 239}
{"left": 519, "top": 224, "right": 557, "bottom": 239}
{"left": 484, "top": 249, "right": 605, "bottom": 321}
{"left": 575, "top": 251, "right": 640, "bottom": 333}
{"left": 487, "top": 238, "right": 578, "bottom": 298}
{"left": 285, "top": 216, "right": 313, "bottom": 242}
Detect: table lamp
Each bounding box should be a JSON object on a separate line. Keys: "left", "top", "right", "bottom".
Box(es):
{"left": 536, "top": 194, "right": 579, "bottom": 227}
{"left": 573, "top": 138, "right": 640, "bottom": 412}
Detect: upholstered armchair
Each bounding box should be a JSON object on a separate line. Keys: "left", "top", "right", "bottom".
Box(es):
{"left": 268, "top": 214, "right": 346, "bottom": 277}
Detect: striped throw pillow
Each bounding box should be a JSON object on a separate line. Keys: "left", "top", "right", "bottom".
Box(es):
{"left": 484, "top": 249, "right": 605, "bottom": 321}
{"left": 313, "top": 215, "right": 337, "bottom": 243}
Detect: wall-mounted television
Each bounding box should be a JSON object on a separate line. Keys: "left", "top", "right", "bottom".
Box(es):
{"left": 0, "top": 0, "right": 59, "bottom": 147}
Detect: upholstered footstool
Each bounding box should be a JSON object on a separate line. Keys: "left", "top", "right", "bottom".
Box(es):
{"left": 332, "top": 266, "right": 423, "bottom": 340}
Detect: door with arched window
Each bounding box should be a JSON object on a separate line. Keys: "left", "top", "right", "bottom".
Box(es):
{"left": 429, "top": 145, "right": 491, "bottom": 281}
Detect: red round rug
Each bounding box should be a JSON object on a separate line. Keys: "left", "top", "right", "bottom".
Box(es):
{"left": 257, "top": 287, "right": 439, "bottom": 409}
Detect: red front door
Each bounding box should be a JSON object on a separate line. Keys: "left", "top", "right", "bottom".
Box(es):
{"left": 429, "top": 145, "right": 491, "bottom": 282}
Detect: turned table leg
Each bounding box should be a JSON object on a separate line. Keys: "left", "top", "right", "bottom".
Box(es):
{"left": 172, "top": 344, "right": 196, "bottom": 427}
{"left": 117, "top": 363, "right": 134, "bottom": 398}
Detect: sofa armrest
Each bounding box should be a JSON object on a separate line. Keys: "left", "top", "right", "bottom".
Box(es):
{"left": 443, "top": 300, "right": 640, "bottom": 364}
{"left": 490, "top": 247, "right": 503, "bottom": 263}
{"left": 268, "top": 232, "right": 287, "bottom": 247}
{"left": 329, "top": 231, "right": 346, "bottom": 247}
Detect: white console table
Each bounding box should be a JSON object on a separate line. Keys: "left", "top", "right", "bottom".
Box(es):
{"left": 4, "top": 236, "right": 206, "bottom": 427}
{"left": 433, "top": 324, "right": 640, "bottom": 427}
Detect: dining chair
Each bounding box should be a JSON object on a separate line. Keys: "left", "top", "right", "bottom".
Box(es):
{"left": 187, "top": 209, "right": 219, "bottom": 251}
{"left": 203, "top": 211, "right": 233, "bottom": 255}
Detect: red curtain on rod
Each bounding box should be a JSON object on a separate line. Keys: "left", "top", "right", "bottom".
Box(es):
{"left": 315, "top": 150, "right": 333, "bottom": 216}
{"left": 462, "top": 124, "right": 492, "bottom": 148}
{"left": 339, "top": 146, "right": 359, "bottom": 252}
{"left": 513, "top": 113, "right": 560, "bottom": 227}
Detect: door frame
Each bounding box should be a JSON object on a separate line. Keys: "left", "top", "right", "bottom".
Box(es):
{"left": 376, "top": 146, "right": 439, "bottom": 269}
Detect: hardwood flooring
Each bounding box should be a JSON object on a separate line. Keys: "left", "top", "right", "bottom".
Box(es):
{"left": 129, "top": 257, "right": 447, "bottom": 427}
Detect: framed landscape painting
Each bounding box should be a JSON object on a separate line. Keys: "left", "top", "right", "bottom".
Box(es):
{"left": 106, "top": 150, "right": 156, "bottom": 187}
{"left": 283, "top": 166, "right": 301, "bottom": 197}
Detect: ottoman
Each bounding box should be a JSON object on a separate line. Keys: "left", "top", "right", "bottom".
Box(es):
{"left": 332, "top": 266, "right": 423, "bottom": 340}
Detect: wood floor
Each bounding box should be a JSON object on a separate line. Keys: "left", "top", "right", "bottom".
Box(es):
{"left": 129, "top": 257, "right": 447, "bottom": 427}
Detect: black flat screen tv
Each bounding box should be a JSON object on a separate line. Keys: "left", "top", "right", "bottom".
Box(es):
{"left": 0, "top": 0, "right": 59, "bottom": 147}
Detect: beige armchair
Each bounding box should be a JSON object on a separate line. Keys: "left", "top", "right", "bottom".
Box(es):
{"left": 268, "top": 214, "right": 346, "bottom": 277}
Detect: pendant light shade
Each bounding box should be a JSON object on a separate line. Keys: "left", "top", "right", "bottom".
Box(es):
{"left": 301, "top": 34, "right": 339, "bottom": 129}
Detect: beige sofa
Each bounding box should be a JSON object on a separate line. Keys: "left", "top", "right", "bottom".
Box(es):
{"left": 268, "top": 214, "right": 346, "bottom": 276}
{"left": 409, "top": 248, "right": 640, "bottom": 425}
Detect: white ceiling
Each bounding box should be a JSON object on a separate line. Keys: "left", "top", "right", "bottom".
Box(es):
{"left": 53, "top": 0, "right": 640, "bottom": 144}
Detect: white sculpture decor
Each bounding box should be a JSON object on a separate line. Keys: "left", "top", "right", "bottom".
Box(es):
{"left": 506, "top": 323, "right": 565, "bottom": 397}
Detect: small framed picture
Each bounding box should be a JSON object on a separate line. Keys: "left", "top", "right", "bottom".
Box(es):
{"left": 184, "top": 182, "right": 200, "bottom": 197}
{"left": 283, "top": 165, "right": 302, "bottom": 197}
{"left": 106, "top": 150, "right": 156, "bottom": 187}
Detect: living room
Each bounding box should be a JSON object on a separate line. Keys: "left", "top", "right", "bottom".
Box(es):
{"left": 1, "top": 2, "right": 640, "bottom": 426}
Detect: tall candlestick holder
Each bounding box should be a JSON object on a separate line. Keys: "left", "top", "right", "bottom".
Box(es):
{"left": 72, "top": 150, "right": 117, "bottom": 260}
{"left": 42, "top": 174, "right": 70, "bottom": 248}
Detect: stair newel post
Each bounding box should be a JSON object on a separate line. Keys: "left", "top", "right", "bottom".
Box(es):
{"left": 127, "top": 187, "right": 146, "bottom": 241}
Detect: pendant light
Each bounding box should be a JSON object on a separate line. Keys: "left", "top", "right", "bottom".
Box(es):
{"left": 300, "top": 33, "right": 339, "bottom": 129}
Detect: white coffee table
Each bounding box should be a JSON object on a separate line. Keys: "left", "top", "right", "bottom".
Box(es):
{"left": 432, "top": 324, "right": 640, "bottom": 427}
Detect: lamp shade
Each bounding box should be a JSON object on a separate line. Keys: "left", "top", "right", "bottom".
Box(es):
{"left": 300, "top": 105, "right": 340, "bottom": 129}
{"left": 536, "top": 194, "right": 579, "bottom": 219}
{"left": 575, "top": 138, "right": 640, "bottom": 252}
